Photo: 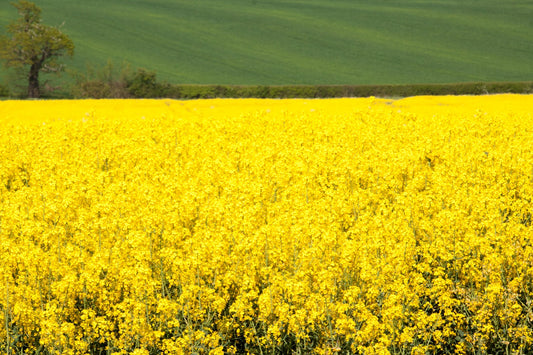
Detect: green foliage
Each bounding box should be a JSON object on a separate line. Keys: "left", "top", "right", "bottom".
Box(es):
{"left": 127, "top": 69, "right": 170, "bottom": 98}
{"left": 0, "top": 0, "right": 74, "bottom": 98}
{"left": 64, "top": 77, "right": 533, "bottom": 99}
{"left": 164, "top": 82, "right": 533, "bottom": 99}
{"left": 0, "top": 83, "right": 10, "bottom": 97}
{"left": 71, "top": 60, "right": 132, "bottom": 99}
{"left": 71, "top": 63, "right": 174, "bottom": 99}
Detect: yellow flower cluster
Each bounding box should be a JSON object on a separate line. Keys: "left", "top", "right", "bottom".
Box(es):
{"left": 1, "top": 95, "right": 532, "bottom": 354}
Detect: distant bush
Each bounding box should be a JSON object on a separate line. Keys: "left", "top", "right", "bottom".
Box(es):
{"left": 71, "top": 62, "right": 175, "bottom": 99}
{"left": 0, "top": 83, "right": 10, "bottom": 97}
{"left": 165, "top": 82, "right": 533, "bottom": 99}
{"left": 169, "top": 85, "right": 230, "bottom": 99}
{"left": 71, "top": 60, "right": 133, "bottom": 98}
{"left": 67, "top": 67, "right": 533, "bottom": 100}
{"left": 127, "top": 69, "right": 171, "bottom": 98}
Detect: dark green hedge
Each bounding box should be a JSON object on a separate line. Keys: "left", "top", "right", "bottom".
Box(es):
{"left": 149, "top": 81, "right": 533, "bottom": 99}
{"left": 0, "top": 83, "right": 10, "bottom": 98}
{"left": 7, "top": 73, "right": 533, "bottom": 99}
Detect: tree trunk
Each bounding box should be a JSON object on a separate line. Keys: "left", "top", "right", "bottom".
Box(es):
{"left": 28, "top": 62, "right": 41, "bottom": 98}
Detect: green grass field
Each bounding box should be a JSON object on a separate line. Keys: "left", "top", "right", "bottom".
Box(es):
{"left": 1, "top": 0, "right": 532, "bottom": 85}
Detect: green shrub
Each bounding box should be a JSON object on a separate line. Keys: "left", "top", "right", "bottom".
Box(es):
{"left": 68, "top": 70, "right": 533, "bottom": 99}
{"left": 75, "top": 80, "right": 114, "bottom": 99}
{"left": 127, "top": 69, "right": 170, "bottom": 98}
{"left": 0, "top": 83, "right": 10, "bottom": 97}
{"left": 173, "top": 85, "right": 216, "bottom": 99}
{"left": 70, "top": 60, "right": 132, "bottom": 98}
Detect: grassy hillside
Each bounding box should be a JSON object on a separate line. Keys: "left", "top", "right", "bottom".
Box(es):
{"left": 1, "top": 0, "right": 532, "bottom": 85}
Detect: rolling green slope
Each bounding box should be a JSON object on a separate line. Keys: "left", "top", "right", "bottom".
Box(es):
{"left": 1, "top": 0, "right": 532, "bottom": 85}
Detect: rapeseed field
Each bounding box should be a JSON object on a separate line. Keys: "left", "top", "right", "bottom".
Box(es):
{"left": 1, "top": 95, "right": 532, "bottom": 354}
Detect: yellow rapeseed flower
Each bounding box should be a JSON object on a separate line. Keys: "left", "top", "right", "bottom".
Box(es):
{"left": 1, "top": 95, "right": 532, "bottom": 354}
